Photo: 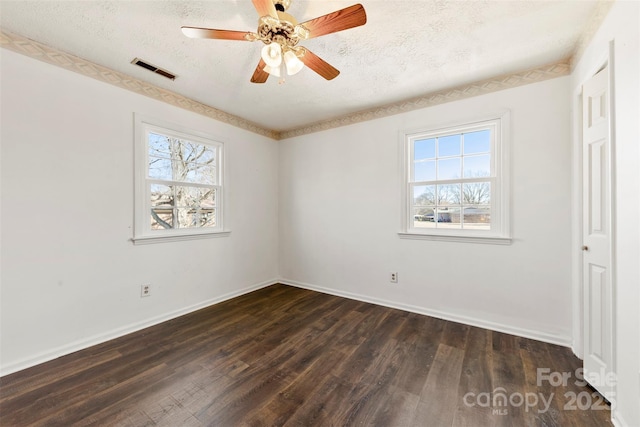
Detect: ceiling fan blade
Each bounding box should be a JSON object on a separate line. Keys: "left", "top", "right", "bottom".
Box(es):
{"left": 252, "top": 0, "right": 278, "bottom": 18}
{"left": 300, "top": 4, "right": 367, "bottom": 39}
{"left": 182, "top": 27, "right": 251, "bottom": 41}
{"left": 251, "top": 58, "right": 269, "bottom": 83}
{"left": 299, "top": 49, "right": 340, "bottom": 80}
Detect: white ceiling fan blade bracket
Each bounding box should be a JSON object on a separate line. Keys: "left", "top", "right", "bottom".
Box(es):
{"left": 294, "top": 24, "right": 310, "bottom": 41}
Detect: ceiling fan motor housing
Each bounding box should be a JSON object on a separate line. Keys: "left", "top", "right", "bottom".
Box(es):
{"left": 257, "top": 15, "right": 309, "bottom": 48}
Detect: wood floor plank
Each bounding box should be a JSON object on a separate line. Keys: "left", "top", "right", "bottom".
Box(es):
{"left": 282, "top": 374, "right": 356, "bottom": 426}
{"left": 440, "top": 319, "right": 471, "bottom": 350}
{"left": 390, "top": 314, "right": 444, "bottom": 396}
{"left": 412, "top": 343, "right": 465, "bottom": 426}
{"left": 519, "top": 338, "right": 567, "bottom": 426}
{"left": 340, "top": 338, "right": 414, "bottom": 425}
{"left": 452, "top": 326, "right": 495, "bottom": 426}
{"left": 0, "top": 284, "right": 613, "bottom": 427}
{"left": 489, "top": 332, "right": 530, "bottom": 427}
{"left": 368, "top": 387, "right": 420, "bottom": 426}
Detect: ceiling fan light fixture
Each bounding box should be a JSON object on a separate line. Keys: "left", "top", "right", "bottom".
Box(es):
{"left": 261, "top": 42, "right": 282, "bottom": 68}
{"left": 284, "top": 50, "right": 304, "bottom": 75}
{"left": 181, "top": 1, "right": 367, "bottom": 84}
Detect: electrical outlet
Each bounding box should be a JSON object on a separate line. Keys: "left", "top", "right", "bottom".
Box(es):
{"left": 390, "top": 272, "right": 398, "bottom": 283}
{"left": 141, "top": 284, "right": 151, "bottom": 297}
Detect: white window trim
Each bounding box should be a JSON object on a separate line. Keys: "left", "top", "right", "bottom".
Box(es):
{"left": 399, "top": 111, "right": 511, "bottom": 244}
{"left": 132, "top": 114, "right": 230, "bottom": 244}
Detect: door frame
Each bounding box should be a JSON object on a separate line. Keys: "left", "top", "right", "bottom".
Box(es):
{"left": 572, "top": 40, "right": 617, "bottom": 398}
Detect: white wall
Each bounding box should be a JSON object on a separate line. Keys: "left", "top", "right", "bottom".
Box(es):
{"left": 571, "top": 1, "right": 640, "bottom": 425}
{"left": 279, "top": 77, "right": 573, "bottom": 345}
{"left": 0, "top": 49, "right": 280, "bottom": 375}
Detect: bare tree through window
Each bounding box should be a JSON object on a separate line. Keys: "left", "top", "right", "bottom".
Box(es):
{"left": 148, "top": 133, "right": 218, "bottom": 230}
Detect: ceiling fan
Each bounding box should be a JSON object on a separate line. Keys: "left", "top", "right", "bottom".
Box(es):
{"left": 181, "top": 0, "right": 367, "bottom": 84}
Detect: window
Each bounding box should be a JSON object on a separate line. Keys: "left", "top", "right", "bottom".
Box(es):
{"left": 134, "top": 115, "right": 227, "bottom": 243}
{"left": 400, "top": 113, "right": 510, "bottom": 243}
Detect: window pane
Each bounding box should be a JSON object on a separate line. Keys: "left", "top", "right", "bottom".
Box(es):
{"left": 464, "top": 130, "right": 491, "bottom": 154}
{"left": 200, "top": 209, "right": 216, "bottom": 227}
{"left": 199, "top": 188, "right": 216, "bottom": 209}
{"left": 149, "top": 133, "right": 217, "bottom": 184}
{"left": 173, "top": 186, "right": 213, "bottom": 207}
{"left": 437, "top": 158, "right": 461, "bottom": 180}
{"left": 178, "top": 141, "right": 199, "bottom": 162}
{"left": 171, "top": 186, "right": 216, "bottom": 219}
{"left": 438, "top": 184, "right": 461, "bottom": 205}
{"left": 414, "top": 160, "right": 436, "bottom": 182}
{"left": 176, "top": 208, "right": 216, "bottom": 228}
{"left": 193, "top": 146, "right": 216, "bottom": 164}
{"left": 174, "top": 187, "right": 194, "bottom": 208}
{"left": 414, "top": 138, "right": 436, "bottom": 160}
{"left": 150, "top": 184, "right": 173, "bottom": 207}
{"left": 149, "top": 133, "right": 171, "bottom": 158}
{"left": 463, "top": 206, "right": 491, "bottom": 230}
{"left": 463, "top": 181, "right": 491, "bottom": 205}
{"left": 435, "top": 207, "right": 461, "bottom": 228}
{"left": 148, "top": 157, "right": 172, "bottom": 180}
{"left": 169, "top": 160, "right": 188, "bottom": 182}
{"left": 179, "top": 142, "right": 216, "bottom": 165}
{"left": 414, "top": 185, "right": 436, "bottom": 205}
{"left": 168, "top": 161, "right": 216, "bottom": 184}
{"left": 176, "top": 208, "right": 197, "bottom": 228}
{"left": 438, "top": 134, "right": 461, "bottom": 157}
{"left": 185, "top": 163, "right": 216, "bottom": 185}
{"left": 463, "top": 154, "right": 490, "bottom": 178}
{"left": 414, "top": 207, "right": 436, "bottom": 228}
{"left": 151, "top": 209, "right": 173, "bottom": 230}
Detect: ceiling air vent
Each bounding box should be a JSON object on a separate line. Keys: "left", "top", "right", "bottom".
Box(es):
{"left": 131, "top": 58, "right": 176, "bottom": 80}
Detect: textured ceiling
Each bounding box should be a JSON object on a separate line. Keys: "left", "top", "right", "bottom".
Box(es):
{"left": 1, "top": 1, "right": 603, "bottom": 132}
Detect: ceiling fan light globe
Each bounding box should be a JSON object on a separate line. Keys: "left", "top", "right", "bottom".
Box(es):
{"left": 284, "top": 50, "right": 304, "bottom": 75}
{"left": 261, "top": 43, "right": 282, "bottom": 68}
{"left": 263, "top": 64, "right": 281, "bottom": 77}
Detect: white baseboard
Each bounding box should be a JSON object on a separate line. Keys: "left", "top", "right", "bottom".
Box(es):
{"left": 611, "top": 409, "right": 629, "bottom": 427}
{"left": 279, "top": 278, "right": 572, "bottom": 348}
{"left": 571, "top": 341, "right": 584, "bottom": 360}
{"left": 0, "top": 279, "right": 278, "bottom": 377}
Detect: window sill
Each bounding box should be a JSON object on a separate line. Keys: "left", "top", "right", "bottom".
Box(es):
{"left": 132, "top": 230, "right": 231, "bottom": 245}
{"left": 398, "top": 232, "right": 511, "bottom": 245}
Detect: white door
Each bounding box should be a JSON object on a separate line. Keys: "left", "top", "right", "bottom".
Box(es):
{"left": 582, "top": 64, "right": 614, "bottom": 401}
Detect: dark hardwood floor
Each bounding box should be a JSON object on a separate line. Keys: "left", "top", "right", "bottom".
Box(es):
{"left": 0, "top": 284, "right": 611, "bottom": 426}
